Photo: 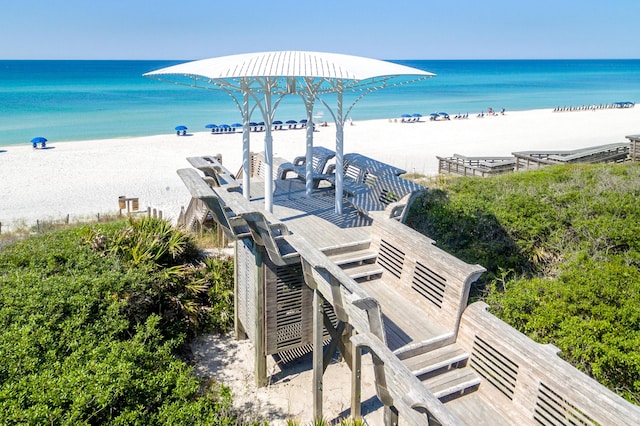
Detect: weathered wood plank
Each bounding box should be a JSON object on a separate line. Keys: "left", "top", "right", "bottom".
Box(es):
{"left": 456, "top": 302, "right": 640, "bottom": 425}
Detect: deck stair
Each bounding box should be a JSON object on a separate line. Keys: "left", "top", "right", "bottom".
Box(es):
{"left": 402, "top": 344, "right": 480, "bottom": 401}
{"left": 421, "top": 367, "right": 481, "bottom": 400}
{"left": 327, "top": 247, "right": 383, "bottom": 281}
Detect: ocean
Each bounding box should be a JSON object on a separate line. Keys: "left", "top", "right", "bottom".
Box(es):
{"left": 1, "top": 59, "right": 639, "bottom": 146}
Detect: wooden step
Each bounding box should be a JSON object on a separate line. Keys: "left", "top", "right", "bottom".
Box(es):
{"left": 328, "top": 249, "right": 377, "bottom": 266}
{"left": 402, "top": 345, "right": 469, "bottom": 377}
{"left": 341, "top": 263, "right": 384, "bottom": 280}
{"left": 421, "top": 367, "right": 481, "bottom": 400}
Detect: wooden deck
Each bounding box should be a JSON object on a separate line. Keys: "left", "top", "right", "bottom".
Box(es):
{"left": 247, "top": 178, "right": 372, "bottom": 250}
{"left": 178, "top": 152, "right": 640, "bottom": 426}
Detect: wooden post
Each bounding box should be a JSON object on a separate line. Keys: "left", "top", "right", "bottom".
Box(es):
{"left": 384, "top": 405, "right": 399, "bottom": 426}
{"left": 233, "top": 240, "right": 245, "bottom": 339}
{"left": 254, "top": 247, "right": 268, "bottom": 387}
{"left": 313, "top": 288, "right": 324, "bottom": 420}
{"left": 351, "top": 333, "right": 362, "bottom": 420}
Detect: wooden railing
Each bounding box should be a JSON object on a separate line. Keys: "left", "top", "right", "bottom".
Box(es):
{"left": 456, "top": 302, "right": 640, "bottom": 425}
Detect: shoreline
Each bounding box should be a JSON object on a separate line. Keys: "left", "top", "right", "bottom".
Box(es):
{"left": 1, "top": 107, "right": 638, "bottom": 232}
{"left": 0, "top": 104, "right": 633, "bottom": 148}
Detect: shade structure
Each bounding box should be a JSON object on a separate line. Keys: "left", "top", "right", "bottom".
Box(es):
{"left": 145, "top": 51, "right": 435, "bottom": 214}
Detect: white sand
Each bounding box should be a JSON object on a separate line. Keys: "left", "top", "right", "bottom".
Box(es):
{"left": 1, "top": 107, "right": 638, "bottom": 231}
{"left": 191, "top": 333, "right": 383, "bottom": 425}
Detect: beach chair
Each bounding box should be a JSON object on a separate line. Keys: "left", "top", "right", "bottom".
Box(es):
{"left": 292, "top": 146, "right": 336, "bottom": 181}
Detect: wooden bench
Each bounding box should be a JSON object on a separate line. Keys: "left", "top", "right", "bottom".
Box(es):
{"left": 348, "top": 173, "right": 425, "bottom": 216}
{"left": 366, "top": 212, "right": 486, "bottom": 356}
{"left": 437, "top": 154, "right": 516, "bottom": 177}
{"left": 187, "top": 155, "right": 240, "bottom": 189}
{"left": 324, "top": 211, "right": 485, "bottom": 355}
{"left": 291, "top": 146, "right": 336, "bottom": 185}
{"left": 241, "top": 211, "right": 299, "bottom": 266}
{"left": 177, "top": 168, "right": 251, "bottom": 240}
{"left": 322, "top": 153, "right": 423, "bottom": 215}
{"left": 513, "top": 142, "right": 631, "bottom": 170}
{"left": 178, "top": 167, "right": 299, "bottom": 266}
{"left": 251, "top": 151, "right": 296, "bottom": 181}
{"left": 454, "top": 302, "right": 640, "bottom": 425}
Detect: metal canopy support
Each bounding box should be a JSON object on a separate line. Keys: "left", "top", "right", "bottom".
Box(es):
{"left": 241, "top": 81, "right": 251, "bottom": 200}
{"left": 301, "top": 79, "right": 316, "bottom": 197}
{"left": 335, "top": 82, "right": 345, "bottom": 215}
{"left": 263, "top": 89, "right": 274, "bottom": 213}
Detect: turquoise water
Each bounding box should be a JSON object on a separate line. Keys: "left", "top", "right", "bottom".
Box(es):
{"left": 1, "top": 59, "right": 639, "bottom": 146}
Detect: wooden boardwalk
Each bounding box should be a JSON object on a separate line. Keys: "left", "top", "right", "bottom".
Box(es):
{"left": 178, "top": 152, "right": 640, "bottom": 425}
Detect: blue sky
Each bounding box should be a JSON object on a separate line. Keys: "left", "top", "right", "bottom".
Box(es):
{"left": 2, "top": 0, "right": 639, "bottom": 60}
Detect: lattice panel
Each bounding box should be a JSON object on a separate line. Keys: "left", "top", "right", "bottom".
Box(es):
{"left": 470, "top": 336, "right": 519, "bottom": 400}
{"left": 265, "top": 262, "right": 314, "bottom": 355}
{"left": 378, "top": 239, "right": 405, "bottom": 279}
{"left": 275, "top": 265, "right": 304, "bottom": 350}
{"left": 412, "top": 261, "right": 446, "bottom": 308}
{"left": 534, "top": 382, "right": 597, "bottom": 426}
{"left": 236, "top": 240, "right": 256, "bottom": 341}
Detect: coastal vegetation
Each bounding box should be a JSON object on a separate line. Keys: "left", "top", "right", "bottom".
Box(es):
{"left": 406, "top": 162, "right": 640, "bottom": 404}
{"left": 0, "top": 217, "right": 243, "bottom": 424}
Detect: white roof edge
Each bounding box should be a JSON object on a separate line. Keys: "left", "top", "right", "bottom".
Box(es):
{"left": 143, "top": 51, "right": 435, "bottom": 81}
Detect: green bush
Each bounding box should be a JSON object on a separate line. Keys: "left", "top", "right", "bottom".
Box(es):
{"left": 0, "top": 219, "right": 241, "bottom": 424}
{"left": 406, "top": 163, "right": 640, "bottom": 403}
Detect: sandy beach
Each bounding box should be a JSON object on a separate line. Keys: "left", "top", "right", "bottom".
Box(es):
{"left": 1, "top": 107, "right": 638, "bottom": 232}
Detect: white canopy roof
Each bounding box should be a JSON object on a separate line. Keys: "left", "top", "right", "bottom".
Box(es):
{"left": 144, "top": 50, "right": 435, "bottom": 94}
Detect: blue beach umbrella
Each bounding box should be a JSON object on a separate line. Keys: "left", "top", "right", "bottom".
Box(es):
{"left": 175, "top": 125, "right": 187, "bottom": 131}
{"left": 286, "top": 120, "right": 297, "bottom": 124}
{"left": 205, "top": 123, "right": 217, "bottom": 129}
{"left": 401, "top": 113, "right": 412, "bottom": 118}
{"left": 31, "top": 136, "right": 47, "bottom": 148}
{"left": 273, "top": 120, "right": 283, "bottom": 125}
{"left": 412, "top": 113, "right": 422, "bottom": 118}
{"left": 231, "top": 123, "right": 243, "bottom": 128}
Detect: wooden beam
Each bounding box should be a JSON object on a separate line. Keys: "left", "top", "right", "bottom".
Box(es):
{"left": 312, "top": 288, "right": 324, "bottom": 419}
{"left": 254, "top": 247, "right": 267, "bottom": 387}
{"left": 350, "top": 329, "right": 362, "bottom": 420}
{"left": 322, "top": 319, "right": 346, "bottom": 373}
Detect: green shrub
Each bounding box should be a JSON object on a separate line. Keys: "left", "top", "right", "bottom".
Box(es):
{"left": 0, "top": 219, "right": 241, "bottom": 424}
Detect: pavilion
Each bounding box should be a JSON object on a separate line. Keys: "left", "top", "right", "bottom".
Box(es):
{"left": 144, "top": 51, "right": 434, "bottom": 214}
